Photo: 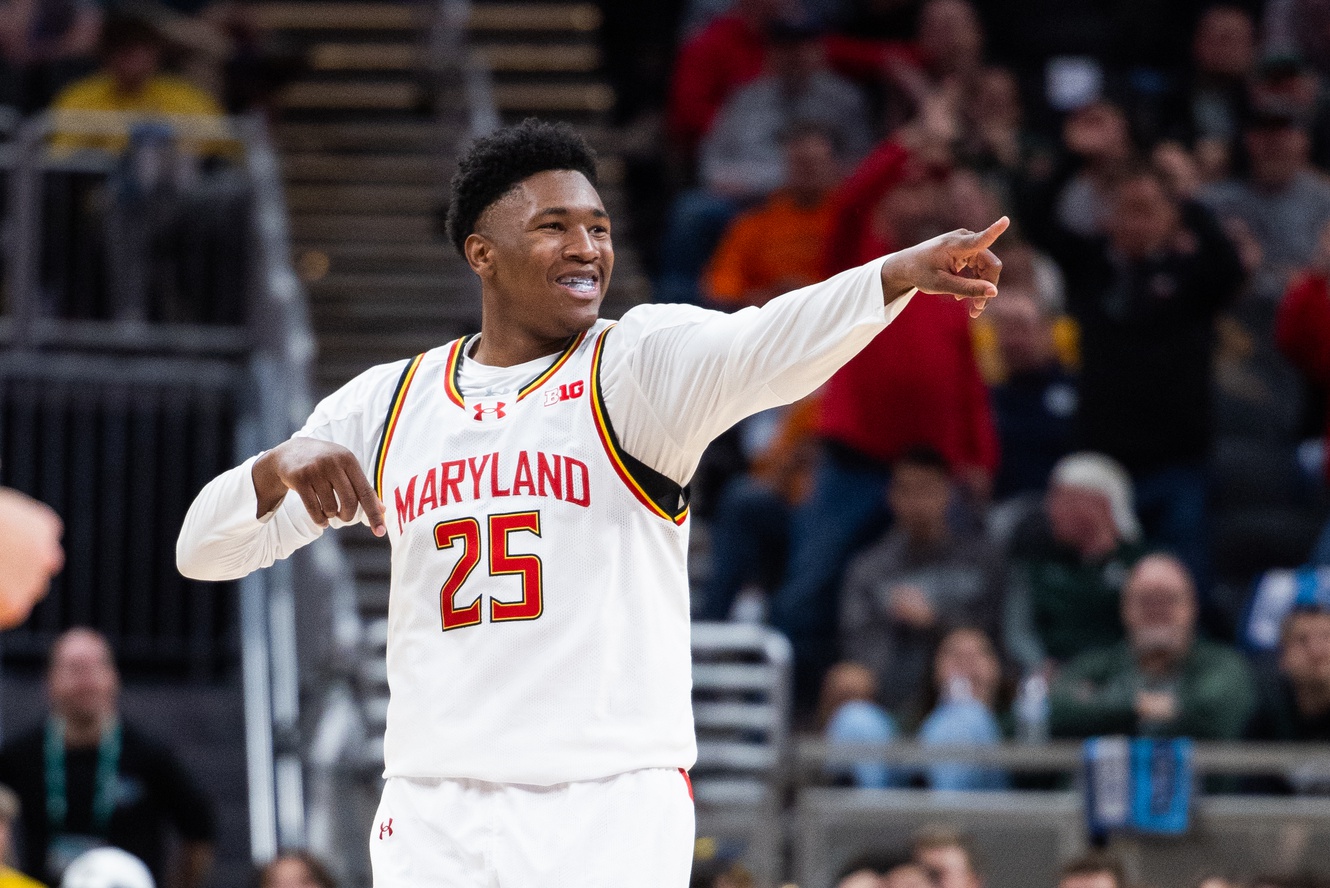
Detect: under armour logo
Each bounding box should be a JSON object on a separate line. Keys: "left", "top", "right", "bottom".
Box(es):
{"left": 378, "top": 818, "right": 394, "bottom": 839}
{"left": 473, "top": 402, "right": 506, "bottom": 421}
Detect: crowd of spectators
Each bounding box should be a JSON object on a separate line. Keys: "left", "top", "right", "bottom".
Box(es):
{"left": 655, "top": 0, "right": 1330, "bottom": 787}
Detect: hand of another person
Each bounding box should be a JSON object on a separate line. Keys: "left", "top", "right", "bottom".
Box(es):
{"left": 888, "top": 584, "right": 936, "bottom": 629}
{"left": 0, "top": 488, "right": 64, "bottom": 629}
{"left": 1135, "top": 689, "right": 1179, "bottom": 724}
{"left": 1152, "top": 141, "right": 1202, "bottom": 200}
{"left": 880, "top": 217, "right": 1008, "bottom": 317}
{"left": 252, "top": 438, "right": 387, "bottom": 536}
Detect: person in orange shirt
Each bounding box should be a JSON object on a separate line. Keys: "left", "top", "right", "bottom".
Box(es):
{"left": 703, "top": 123, "right": 843, "bottom": 309}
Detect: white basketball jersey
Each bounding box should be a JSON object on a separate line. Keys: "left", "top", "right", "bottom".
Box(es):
{"left": 373, "top": 319, "right": 696, "bottom": 785}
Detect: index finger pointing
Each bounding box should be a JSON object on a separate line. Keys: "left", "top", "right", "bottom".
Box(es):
{"left": 965, "top": 216, "right": 1010, "bottom": 252}
{"left": 346, "top": 460, "right": 387, "bottom": 536}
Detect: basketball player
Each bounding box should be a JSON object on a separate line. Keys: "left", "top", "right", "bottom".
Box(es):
{"left": 177, "top": 119, "right": 1006, "bottom": 886}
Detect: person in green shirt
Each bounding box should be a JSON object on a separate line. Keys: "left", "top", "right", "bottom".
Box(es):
{"left": 1050, "top": 553, "right": 1256, "bottom": 739}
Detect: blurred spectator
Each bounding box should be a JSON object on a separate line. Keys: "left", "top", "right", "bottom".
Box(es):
{"left": 657, "top": 21, "right": 870, "bottom": 305}
{"left": 0, "top": 785, "right": 43, "bottom": 888}
{"left": 49, "top": 13, "right": 228, "bottom": 156}
{"left": 1201, "top": 103, "right": 1330, "bottom": 303}
{"left": 954, "top": 67, "right": 1057, "bottom": 205}
{"left": 1275, "top": 221, "right": 1330, "bottom": 513}
{"left": 911, "top": 0, "right": 982, "bottom": 85}
{"left": 1264, "top": 0, "right": 1330, "bottom": 80}
{"left": 910, "top": 824, "right": 984, "bottom": 888}
{"left": 699, "top": 21, "right": 872, "bottom": 203}
{"left": 697, "top": 397, "right": 819, "bottom": 620}
{"left": 882, "top": 863, "right": 936, "bottom": 888}
{"left": 823, "top": 627, "right": 1011, "bottom": 790}
{"left": 704, "top": 124, "right": 843, "bottom": 307}
{"left": 984, "top": 288, "right": 1079, "bottom": 502}
{"left": 1003, "top": 452, "right": 1145, "bottom": 671}
{"left": 0, "top": 629, "right": 216, "bottom": 888}
{"left": 1052, "top": 102, "right": 1137, "bottom": 240}
{"left": 665, "top": 0, "right": 792, "bottom": 157}
{"left": 1151, "top": 5, "right": 1255, "bottom": 178}
{"left": 0, "top": 0, "right": 100, "bottom": 113}
{"left": 1057, "top": 851, "right": 1126, "bottom": 888}
{"left": 1057, "top": 168, "right": 1243, "bottom": 596}
{"left": 837, "top": 447, "right": 1007, "bottom": 712}
{"left": 0, "top": 488, "right": 63, "bottom": 629}
{"left": 772, "top": 121, "right": 999, "bottom": 707}
{"left": 254, "top": 852, "right": 336, "bottom": 888}
{"left": 1246, "top": 606, "right": 1330, "bottom": 752}
{"left": 1049, "top": 553, "right": 1257, "bottom": 739}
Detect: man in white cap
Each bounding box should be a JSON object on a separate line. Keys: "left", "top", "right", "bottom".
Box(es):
{"left": 1004, "top": 452, "right": 1147, "bottom": 671}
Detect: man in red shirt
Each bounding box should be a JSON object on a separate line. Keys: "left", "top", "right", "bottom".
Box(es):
{"left": 771, "top": 121, "right": 1000, "bottom": 709}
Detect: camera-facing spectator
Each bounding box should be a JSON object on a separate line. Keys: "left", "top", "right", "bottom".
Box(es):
{"left": 1057, "top": 851, "right": 1126, "bottom": 888}
{"left": 1049, "top": 553, "right": 1257, "bottom": 740}
{"left": 1247, "top": 606, "right": 1330, "bottom": 749}
{"left": 704, "top": 124, "right": 845, "bottom": 309}
{"left": 837, "top": 446, "right": 1007, "bottom": 712}
{"left": 0, "top": 629, "right": 216, "bottom": 888}
{"left": 253, "top": 852, "right": 336, "bottom": 888}
{"left": 1004, "top": 452, "right": 1145, "bottom": 671}
{"left": 1052, "top": 102, "right": 1137, "bottom": 240}
{"left": 1201, "top": 101, "right": 1330, "bottom": 303}
{"left": 911, "top": 824, "right": 985, "bottom": 888}
{"left": 0, "top": 785, "right": 43, "bottom": 888}
{"left": 1056, "top": 168, "right": 1243, "bottom": 598}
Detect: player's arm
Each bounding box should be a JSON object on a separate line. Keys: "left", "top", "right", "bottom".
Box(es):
{"left": 176, "top": 363, "right": 399, "bottom": 582}
{"left": 603, "top": 218, "right": 1008, "bottom": 486}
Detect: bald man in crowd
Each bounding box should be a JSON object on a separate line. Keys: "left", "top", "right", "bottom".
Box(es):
{"left": 0, "top": 629, "right": 214, "bottom": 888}
{"left": 1049, "top": 553, "right": 1256, "bottom": 739}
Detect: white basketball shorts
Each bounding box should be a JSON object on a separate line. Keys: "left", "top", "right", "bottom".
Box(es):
{"left": 368, "top": 767, "right": 696, "bottom": 887}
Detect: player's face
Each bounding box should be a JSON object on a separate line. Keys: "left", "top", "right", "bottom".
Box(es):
{"left": 472, "top": 169, "right": 613, "bottom": 345}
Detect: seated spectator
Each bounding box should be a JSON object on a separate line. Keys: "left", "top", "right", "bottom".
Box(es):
{"left": 838, "top": 447, "right": 1007, "bottom": 712}
{"left": 49, "top": 13, "right": 228, "bottom": 156}
{"left": 657, "top": 19, "right": 872, "bottom": 305}
{"left": 1004, "top": 452, "right": 1145, "bottom": 671}
{"left": 0, "top": 628, "right": 216, "bottom": 887}
{"left": 704, "top": 123, "right": 844, "bottom": 309}
{"left": 1058, "top": 168, "right": 1243, "bottom": 598}
{"left": 772, "top": 116, "right": 999, "bottom": 708}
{"left": 697, "top": 396, "right": 819, "bottom": 621}
{"left": 823, "top": 627, "right": 1010, "bottom": 791}
{"left": 910, "top": 824, "right": 984, "bottom": 888}
{"left": 984, "top": 288, "right": 1078, "bottom": 503}
{"left": 1049, "top": 102, "right": 1137, "bottom": 241}
{"left": 0, "top": 785, "right": 44, "bottom": 888}
{"left": 954, "top": 66, "right": 1056, "bottom": 205}
{"left": 1247, "top": 605, "right": 1330, "bottom": 748}
{"left": 1201, "top": 102, "right": 1330, "bottom": 303}
{"left": 665, "top": 0, "right": 786, "bottom": 159}
{"left": 254, "top": 852, "right": 337, "bottom": 888}
{"left": 1057, "top": 851, "right": 1126, "bottom": 888}
{"left": 1049, "top": 554, "right": 1257, "bottom": 740}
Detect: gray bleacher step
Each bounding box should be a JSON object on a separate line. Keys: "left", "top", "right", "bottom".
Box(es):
{"left": 490, "top": 82, "right": 614, "bottom": 115}
{"left": 307, "top": 271, "right": 466, "bottom": 296}
{"left": 278, "top": 79, "right": 424, "bottom": 112}
{"left": 293, "top": 241, "right": 454, "bottom": 272}
{"left": 477, "top": 42, "right": 600, "bottom": 73}
{"left": 253, "top": 3, "right": 425, "bottom": 31}
{"left": 308, "top": 41, "right": 420, "bottom": 72}
{"left": 283, "top": 152, "right": 442, "bottom": 184}
{"left": 291, "top": 213, "right": 438, "bottom": 242}
{"left": 467, "top": 3, "right": 601, "bottom": 33}
{"left": 277, "top": 121, "right": 449, "bottom": 152}
{"left": 288, "top": 183, "right": 438, "bottom": 213}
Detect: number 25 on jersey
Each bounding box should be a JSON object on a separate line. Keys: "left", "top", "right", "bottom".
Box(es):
{"left": 433, "top": 511, "right": 543, "bottom": 631}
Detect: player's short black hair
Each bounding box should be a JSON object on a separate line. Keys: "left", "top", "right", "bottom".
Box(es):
{"left": 445, "top": 118, "right": 599, "bottom": 256}
{"left": 896, "top": 444, "right": 952, "bottom": 476}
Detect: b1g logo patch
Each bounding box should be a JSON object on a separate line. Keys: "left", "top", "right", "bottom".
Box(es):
{"left": 473, "top": 401, "right": 507, "bottom": 422}
{"left": 542, "top": 381, "right": 584, "bottom": 406}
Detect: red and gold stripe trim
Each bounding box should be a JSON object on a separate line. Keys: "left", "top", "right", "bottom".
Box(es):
{"left": 442, "top": 336, "right": 470, "bottom": 408}
{"left": 517, "top": 331, "right": 587, "bottom": 401}
{"left": 589, "top": 328, "right": 689, "bottom": 526}
{"left": 373, "top": 353, "right": 425, "bottom": 499}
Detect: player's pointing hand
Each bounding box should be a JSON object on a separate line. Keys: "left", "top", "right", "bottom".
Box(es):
{"left": 252, "top": 438, "right": 387, "bottom": 536}
{"left": 879, "top": 216, "right": 1009, "bottom": 318}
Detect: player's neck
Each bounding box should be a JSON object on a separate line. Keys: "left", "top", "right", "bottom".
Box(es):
{"left": 470, "top": 325, "right": 577, "bottom": 368}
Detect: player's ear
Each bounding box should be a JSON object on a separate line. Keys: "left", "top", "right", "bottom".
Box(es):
{"left": 464, "top": 232, "right": 495, "bottom": 277}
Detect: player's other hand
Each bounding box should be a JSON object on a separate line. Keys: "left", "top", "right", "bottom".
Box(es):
{"left": 253, "top": 438, "right": 387, "bottom": 537}
{"left": 880, "top": 216, "right": 1008, "bottom": 318}
{"left": 0, "top": 487, "right": 63, "bottom": 629}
